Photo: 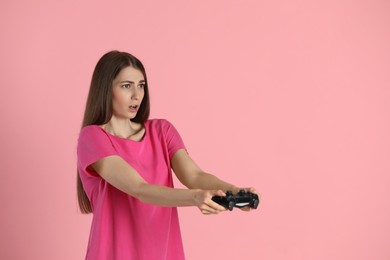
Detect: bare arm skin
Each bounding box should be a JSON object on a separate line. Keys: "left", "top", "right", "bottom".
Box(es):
{"left": 90, "top": 155, "right": 226, "bottom": 214}
{"left": 171, "top": 149, "right": 259, "bottom": 211}
{"left": 171, "top": 149, "right": 240, "bottom": 192}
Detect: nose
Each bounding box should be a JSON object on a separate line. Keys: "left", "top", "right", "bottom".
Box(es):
{"left": 131, "top": 87, "right": 140, "bottom": 100}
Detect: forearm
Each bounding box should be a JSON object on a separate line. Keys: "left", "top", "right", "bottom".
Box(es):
{"left": 186, "top": 172, "right": 239, "bottom": 192}
{"left": 92, "top": 155, "right": 226, "bottom": 210}
{"left": 135, "top": 183, "right": 198, "bottom": 207}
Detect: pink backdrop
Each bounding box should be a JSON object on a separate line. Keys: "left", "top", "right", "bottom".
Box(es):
{"left": 1, "top": 0, "right": 389, "bottom": 259}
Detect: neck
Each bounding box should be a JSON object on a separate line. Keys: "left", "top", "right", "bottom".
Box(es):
{"left": 104, "top": 116, "right": 137, "bottom": 139}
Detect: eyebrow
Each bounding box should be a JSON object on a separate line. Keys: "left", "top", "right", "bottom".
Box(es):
{"left": 120, "top": 80, "right": 146, "bottom": 84}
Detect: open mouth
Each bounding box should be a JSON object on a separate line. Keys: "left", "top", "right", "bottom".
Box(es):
{"left": 129, "top": 105, "right": 138, "bottom": 109}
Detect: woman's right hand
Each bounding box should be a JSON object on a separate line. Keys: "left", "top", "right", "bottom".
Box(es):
{"left": 193, "top": 189, "right": 227, "bottom": 215}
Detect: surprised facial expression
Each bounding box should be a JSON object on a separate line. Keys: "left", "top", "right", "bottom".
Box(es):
{"left": 111, "top": 66, "right": 145, "bottom": 119}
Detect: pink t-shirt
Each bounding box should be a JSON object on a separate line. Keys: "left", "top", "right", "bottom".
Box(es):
{"left": 77, "top": 119, "right": 186, "bottom": 260}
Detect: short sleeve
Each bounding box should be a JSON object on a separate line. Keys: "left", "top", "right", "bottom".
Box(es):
{"left": 77, "top": 125, "right": 118, "bottom": 172}
{"left": 161, "top": 119, "right": 186, "bottom": 159}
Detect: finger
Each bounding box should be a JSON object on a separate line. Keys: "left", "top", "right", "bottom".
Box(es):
{"left": 239, "top": 206, "right": 251, "bottom": 212}
{"left": 245, "top": 187, "right": 258, "bottom": 194}
{"left": 205, "top": 198, "right": 227, "bottom": 212}
{"left": 217, "top": 190, "right": 226, "bottom": 196}
{"left": 208, "top": 199, "right": 228, "bottom": 212}
{"left": 210, "top": 190, "right": 225, "bottom": 197}
{"left": 200, "top": 203, "right": 221, "bottom": 214}
{"left": 200, "top": 208, "right": 214, "bottom": 215}
{"left": 208, "top": 202, "right": 222, "bottom": 212}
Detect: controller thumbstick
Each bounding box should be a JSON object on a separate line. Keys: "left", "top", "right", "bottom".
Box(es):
{"left": 226, "top": 191, "right": 233, "bottom": 197}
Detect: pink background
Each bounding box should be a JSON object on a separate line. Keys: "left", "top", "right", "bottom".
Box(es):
{"left": 1, "top": 0, "right": 389, "bottom": 259}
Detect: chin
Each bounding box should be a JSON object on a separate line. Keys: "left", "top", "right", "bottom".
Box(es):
{"left": 128, "top": 113, "right": 137, "bottom": 119}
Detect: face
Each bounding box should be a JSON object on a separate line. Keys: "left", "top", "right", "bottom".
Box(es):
{"left": 111, "top": 66, "right": 145, "bottom": 119}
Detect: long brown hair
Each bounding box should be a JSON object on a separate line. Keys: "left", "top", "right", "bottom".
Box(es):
{"left": 77, "top": 50, "right": 150, "bottom": 213}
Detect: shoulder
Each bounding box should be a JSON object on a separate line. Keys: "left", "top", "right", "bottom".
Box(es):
{"left": 78, "top": 125, "right": 109, "bottom": 142}
{"left": 79, "top": 124, "right": 104, "bottom": 135}
{"left": 148, "top": 118, "right": 183, "bottom": 143}
{"left": 147, "top": 118, "right": 175, "bottom": 129}
{"left": 147, "top": 119, "right": 182, "bottom": 140}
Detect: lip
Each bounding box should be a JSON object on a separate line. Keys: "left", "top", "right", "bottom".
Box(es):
{"left": 129, "top": 105, "right": 139, "bottom": 113}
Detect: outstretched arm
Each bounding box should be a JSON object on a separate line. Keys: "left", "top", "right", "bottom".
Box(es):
{"left": 171, "top": 149, "right": 244, "bottom": 193}
{"left": 171, "top": 149, "right": 259, "bottom": 211}
{"left": 90, "top": 155, "right": 226, "bottom": 214}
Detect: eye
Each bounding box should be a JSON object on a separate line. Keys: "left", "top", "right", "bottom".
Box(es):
{"left": 121, "top": 84, "right": 131, "bottom": 89}
{"left": 138, "top": 83, "right": 145, "bottom": 89}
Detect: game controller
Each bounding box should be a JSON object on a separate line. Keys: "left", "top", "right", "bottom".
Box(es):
{"left": 212, "top": 189, "right": 259, "bottom": 211}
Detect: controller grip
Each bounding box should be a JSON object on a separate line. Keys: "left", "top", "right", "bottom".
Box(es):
{"left": 212, "top": 190, "right": 259, "bottom": 211}
{"left": 212, "top": 196, "right": 234, "bottom": 211}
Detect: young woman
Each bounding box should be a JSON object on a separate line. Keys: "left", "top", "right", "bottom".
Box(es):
{"left": 77, "top": 50, "right": 258, "bottom": 260}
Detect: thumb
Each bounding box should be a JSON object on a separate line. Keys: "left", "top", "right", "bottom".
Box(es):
{"left": 215, "top": 190, "right": 226, "bottom": 196}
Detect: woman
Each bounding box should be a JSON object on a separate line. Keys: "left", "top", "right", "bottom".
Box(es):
{"left": 77, "top": 50, "right": 258, "bottom": 259}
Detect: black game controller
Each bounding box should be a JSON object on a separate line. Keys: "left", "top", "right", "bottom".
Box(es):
{"left": 212, "top": 189, "right": 259, "bottom": 211}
